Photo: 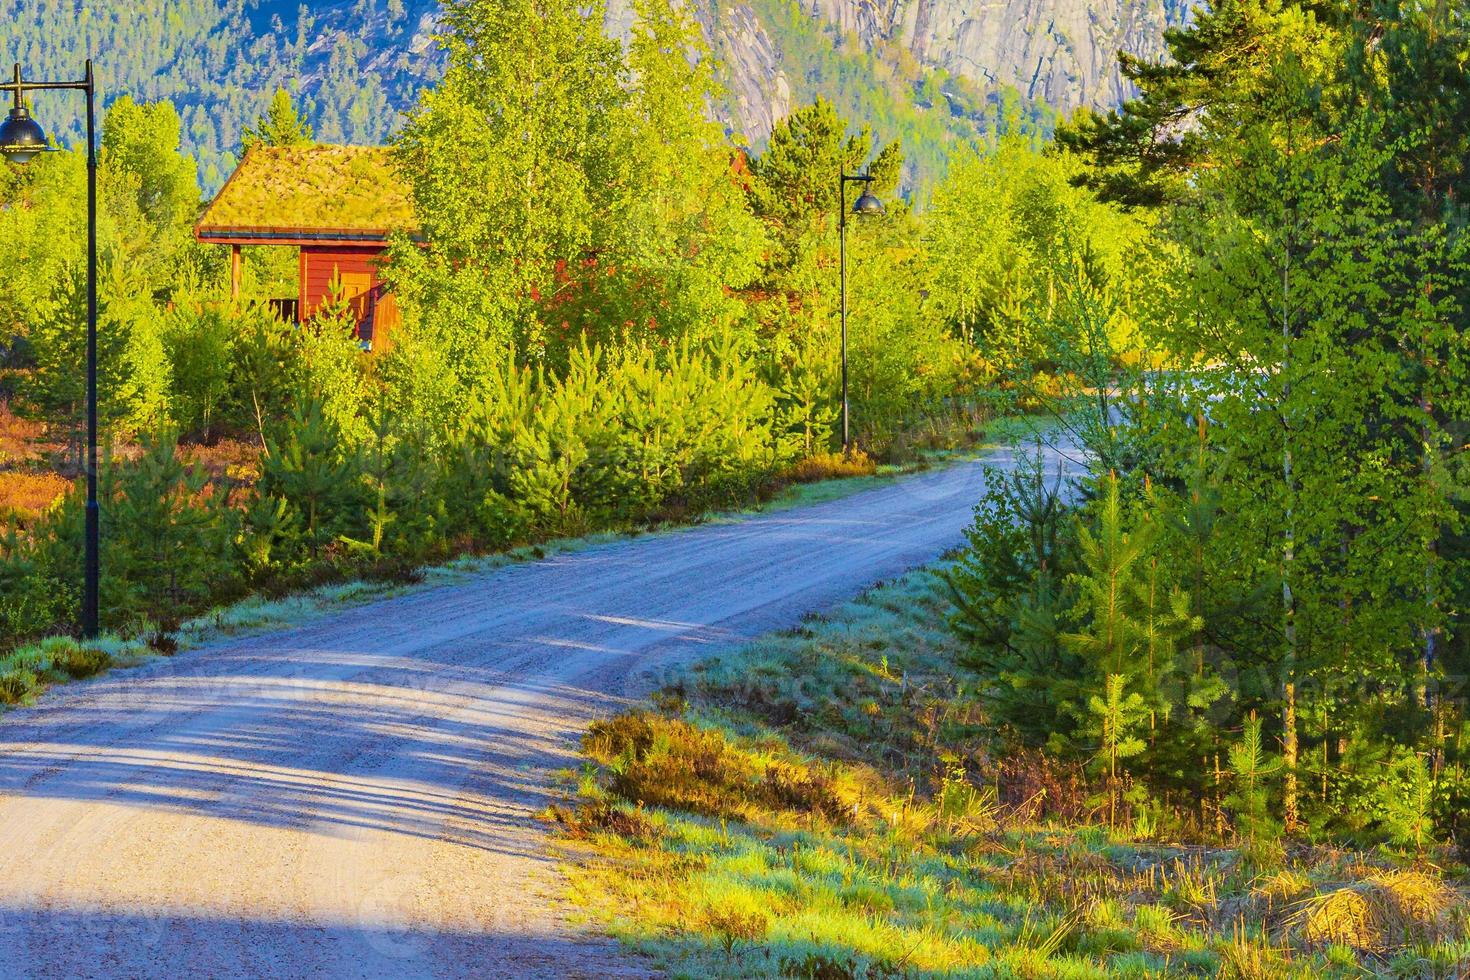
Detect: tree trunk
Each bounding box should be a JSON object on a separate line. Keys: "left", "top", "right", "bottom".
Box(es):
{"left": 1280, "top": 178, "right": 1300, "bottom": 835}
{"left": 1282, "top": 678, "right": 1299, "bottom": 832}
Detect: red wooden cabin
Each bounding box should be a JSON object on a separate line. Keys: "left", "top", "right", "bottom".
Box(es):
{"left": 193, "top": 145, "right": 419, "bottom": 352}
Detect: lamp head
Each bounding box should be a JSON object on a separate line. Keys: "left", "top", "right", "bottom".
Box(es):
{"left": 852, "top": 182, "right": 885, "bottom": 217}
{"left": 0, "top": 104, "right": 50, "bottom": 165}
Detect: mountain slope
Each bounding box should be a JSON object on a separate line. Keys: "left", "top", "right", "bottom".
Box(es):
{"left": 2, "top": 0, "right": 1190, "bottom": 194}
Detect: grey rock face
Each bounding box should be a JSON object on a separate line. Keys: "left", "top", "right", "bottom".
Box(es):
{"left": 655, "top": 0, "right": 1191, "bottom": 144}
{"left": 799, "top": 0, "right": 1192, "bottom": 111}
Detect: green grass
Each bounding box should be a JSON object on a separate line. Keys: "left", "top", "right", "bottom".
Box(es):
{"left": 0, "top": 634, "right": 148, "bottom": 708}
{"left": 553, "top": 569, "right": 1470, "bottom": 978}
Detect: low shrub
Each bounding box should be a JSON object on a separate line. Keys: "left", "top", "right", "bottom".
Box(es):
{"left": 0, "top": 525, "right": 74, "bottom": 643}
{"left": 546, "top": 799, "right": 660, "bottom": 841}
{"left": 0, "top": 470, "right": 71, "bottom": 521}
{"left": 583, "top": 711, "right": 853, "bottom": 824}
{"left": 50, "top": 643, "right": 112, "bottom": 680}
{"left": 0, "top": 667, "right": 38, "bottom": 705}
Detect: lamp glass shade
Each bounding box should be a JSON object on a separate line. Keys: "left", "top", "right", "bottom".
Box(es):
{"left": 852, "top": 189, "right": 886, "bottom": 216}
{"left": 0, "top": 106, "right": 50, "bottom": 164}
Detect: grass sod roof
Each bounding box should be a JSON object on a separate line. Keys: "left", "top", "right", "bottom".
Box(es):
{"left": 195, "top": 145, "right": 419, "bottom": 240}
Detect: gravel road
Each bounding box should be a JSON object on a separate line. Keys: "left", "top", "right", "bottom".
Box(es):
{"left": 0, "top": 444, "right": 1074, "bottom": 979}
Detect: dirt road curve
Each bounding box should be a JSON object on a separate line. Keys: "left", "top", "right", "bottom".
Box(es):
{"left": 0, "top": 444, "right": 1073, "bottom": 979}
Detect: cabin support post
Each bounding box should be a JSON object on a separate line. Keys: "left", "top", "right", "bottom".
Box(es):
{"left": 230, "top": 244, "right": 242, "bottom": 304}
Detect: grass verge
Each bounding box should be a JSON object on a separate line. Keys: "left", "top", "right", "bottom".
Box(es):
{"left": 552, "top": 568, "right": 1470, "bottom": 979}
{"left": 0, "top": 416, "right": 1045, "bottom": 714}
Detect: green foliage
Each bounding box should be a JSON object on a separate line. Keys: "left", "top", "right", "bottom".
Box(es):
{"left": 16, "top": 431, "right": 238, "bottom": 634}
{"left": 390, "top": 0, "right": 624, "bottom": 367}
{"left": 0, "top": 318, "right": 808, "bottom": 642}
{"left": 255, "top": 394, "right": 364, "bottom": 566}
{"left": 439, "top": 340, "right": 783, "bottom": 541}
{"left": 97, "top": 431, "right": 237, "bottom": 629}
{"left": 0, "top": 520, "right": 75, "bottom": 643}
{"left": 242, "top": 88, "right": 315, "bottom": 152}
{"left": 944, "top": 446, "right": 1077, "bottom": 745}
{"left": 14, "top": 261, "right": 170, "bottom": 448}
{"left": 295, "top": 290, "right": 372, "bottom": 445}
{"left": 562, "top": 564, "right": 1470, "bottom": 978}
{"left": 1086, "top": 674, "right": 1149, "bottom": 826}
{"left": 1, "top": 0, "right": 1022, "bottom": 663}
{"left": 385, "top": 0, "right": 980, "bottom": 460}
{"left": 748, "top": 98, "right": 900, "bottom": 277}
{"left": 924, "top": 138, "right": 1154, "bottom": 375}
{"left": 100, "top": 97, "right": 200, "bottom": 239}
{"left": 339, "top": 399, "right": 432, "bottom": 566}
{"left": 582, "top": 0, "right": 766, "bottom": 350}
{"left": 939, "top": 2, "right": 1470, "bottom": 853}
{"left": 747, "top": 99, "right": 984, "bottom": 456}
{"left": 1056, "top": 0, "right": 1341, "bottom": 206}
{"left": 1062, "top": 477, "right": 1150, "bottom": 685}
{"left": 161, "top": 305, "right": 235, "bottom": 441}
{"left": 227, "top": 306, "right": 299, "bottom": 450}
{"left": 2, "top": 94, "right": 206, "bottom": 446}
{"left": 1224, "top": 713, "right": 1281, "bottom": 847}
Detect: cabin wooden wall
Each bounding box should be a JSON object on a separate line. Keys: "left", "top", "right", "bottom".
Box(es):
{"left": 298, "top": 245, "right": 401, "bottom": 352}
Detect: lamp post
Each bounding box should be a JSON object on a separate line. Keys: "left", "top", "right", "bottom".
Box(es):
{"left": 1, "top": 61, "right": 100, "bottom": 638}
{"left": 838, "top": 171, "right": 884, "bottom": 454}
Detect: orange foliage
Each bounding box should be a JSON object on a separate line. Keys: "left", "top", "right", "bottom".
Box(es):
{"left": 0, "top": 402, "right": 46, "bottom": 463}
{"left": 0, "top": 471, "right": 72, "bottom": 519}
{"left": 178, "top": 439, "right": 262, "bottom": 483}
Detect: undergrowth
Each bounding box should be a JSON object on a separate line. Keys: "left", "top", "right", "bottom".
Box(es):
{"left": 0, "top": 431, "right": 1029, "bottom": 716}
{"left": 554, "top": 570, "right": 1470, "bottom": 978}
{"left": 0, "top": 635, "right": 145, "bottom": 707}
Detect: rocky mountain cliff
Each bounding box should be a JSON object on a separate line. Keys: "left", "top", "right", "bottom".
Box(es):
{"left": 802, "top": 0, "right": 1191, "bottom": 112}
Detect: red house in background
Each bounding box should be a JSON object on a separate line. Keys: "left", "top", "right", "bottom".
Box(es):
{"left": 193, "top": 145, "right": 419, "bottom": 351}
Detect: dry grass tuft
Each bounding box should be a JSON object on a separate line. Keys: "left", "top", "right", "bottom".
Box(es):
{"left": 0, "top": 638, "right": 117, "bottom": 706}
{"left": 547, "top": 799, "right": 660, "bottom": 841}
{"left": 49, "top": 644, "right": 112, "bottom": 680}
{"left": 1217, "top": 922, "right": 1290, "bottom": 980}
{"left": 1252, "top": 869, "right": 1311, "bottom": 904}
{"left": 782, "top": 451, "right": 877, "bottom": 484}
{"left": 703, "top": 905, "right": 769, "bottom": 947}
{"left": 178, "top": 439, "right": 262, "bottom": 482}
{"left": 583, "top": 711, "right": 857, "bottom": 825}
{"left": 1291, "top": 869, "right": 1456, "bottom": 951}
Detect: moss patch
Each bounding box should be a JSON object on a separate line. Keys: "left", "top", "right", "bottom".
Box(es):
{"left": 197, "top": 145, "right": 417, "bottom": 234}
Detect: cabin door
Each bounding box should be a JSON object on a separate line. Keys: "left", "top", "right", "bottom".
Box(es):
{"left": 337, "top": 271, "right": 373, "bottom": 310}
{"left": 335, "top": 270, "right": 375, "bottom": 345}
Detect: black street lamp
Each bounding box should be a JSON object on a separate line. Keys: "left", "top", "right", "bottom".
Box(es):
{"left": 1, "top": 61, "right": 100, "bottom": 638}
{"left": 838, "top": 171, "right": 884, "bottom": 454}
